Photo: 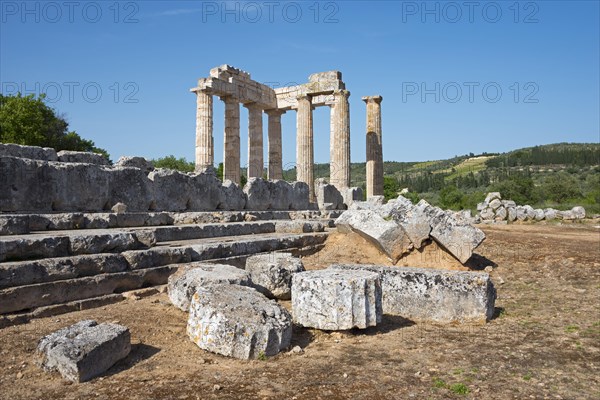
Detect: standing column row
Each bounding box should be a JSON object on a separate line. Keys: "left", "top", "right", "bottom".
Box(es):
{"left": 296, "top": 95, "right": 315, "bottom": 202}
{"left": 363, "top": 95, "right": 384, "bottom": 199}
{"left": 194, "top": 90, "right": 214, "bottom": 172}
{"left": 330, "top": 90, "right": 351, "bottom": 191}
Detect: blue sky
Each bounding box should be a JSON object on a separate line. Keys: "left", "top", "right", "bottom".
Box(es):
{"left": 1, "top": 0, "right": 599, "bottom": 165}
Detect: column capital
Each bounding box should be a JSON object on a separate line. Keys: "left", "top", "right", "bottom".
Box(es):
{"left": 191, "top": 87, "right": 213, "bottom": 95}
{"left": 219, "top": 94, "right": 238, "bottom": 103}
{"left": 333, "top": 89, "right": 351, "bottom": 99}
{"left": 362, "top": 95, "right": 383, "bottom": 104}
{"left": 296, "top": 94, "right": 312, "bottom": 102}
{"left": 265, "top": 108, "right": 286, "bottom": 117}
{"left": 243, "top": 102, "right": 263, "bottom": 111}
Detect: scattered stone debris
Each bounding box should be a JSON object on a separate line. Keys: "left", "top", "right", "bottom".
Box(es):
{"left": 36, "top": 320, "right": 131, "bottom": 382}
{"left": 187, "top": 284, "right": 292, "bottom": 360}
{"left": 337, "top": 195, "right": 486, "bottom": 264}
{"left": 245, "top": 252, "right": 305, "bottom": 300}
{"left": 291, "top": 269, "right": 382, "bottom": 330}
{"left": 476, "top": 192, "right": 586, "bottom": 223}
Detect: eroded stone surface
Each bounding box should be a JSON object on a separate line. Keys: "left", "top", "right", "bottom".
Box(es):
{"left": 167, "top": 263, "right": 252, "bottom": 311}
{"left": 330, "top": 264, "right": 496, "bottom": 324}
{"left": 291, "top": 269, "right": 382, "bottom": 330}
{"left": 37, "top": 320, "right": 131, "bottom": 382}
{"left": 187, "top": 284, "right": 292, "bottom": 359}
{"left": 245, "top": 252, "right": 305, "bottom": 299}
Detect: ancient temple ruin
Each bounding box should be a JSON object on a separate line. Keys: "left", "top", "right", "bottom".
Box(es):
{"left": 190, "top": 65, "right": 352, "bottom": 202}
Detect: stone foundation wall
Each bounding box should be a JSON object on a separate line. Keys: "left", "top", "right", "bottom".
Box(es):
{"left": 0, "top": 144, "right": 309, "bottom": 213}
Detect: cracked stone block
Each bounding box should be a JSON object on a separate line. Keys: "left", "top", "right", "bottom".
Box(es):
{"left": 187, "top": 284, "right": 292, "bottom": 359}
{"left": 330, "top": 264, "right": 496, "bottom": 324}
{"left": 37, "top": 320, "right": 131, "bottom": 382}
{"left": 291, "top": 269, "right": 382, "bottom": 330}
{"left": 245, "top": 252, "right": 305, "bottom": 299}
{"left": 167, "top": 262, "right": 252, "bottom": 311}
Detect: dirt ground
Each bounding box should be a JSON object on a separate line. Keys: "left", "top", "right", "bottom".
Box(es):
{"left": 1, "top": 222, "right": 599, "bottom": 399}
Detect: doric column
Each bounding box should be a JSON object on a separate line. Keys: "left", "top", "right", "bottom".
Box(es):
{"left": 363, "top": 95, "right": 384, "bottom": 198}
{"left": 221, "top": 96, "right": 240, "bottom": 184}
{"left": 296, "top": 95, "right": 315, "bottom": 202}
{"left": 194, "top": 90, "right": 213, "bottom": 171}
{"left": 330, "top": 89, "right": 351, "bottom": 190}
{"left": 245, "top": 103, "right": 264, "bottom": 179}
{"left": 266, "top": 109, "right": 285, "bottom": 180}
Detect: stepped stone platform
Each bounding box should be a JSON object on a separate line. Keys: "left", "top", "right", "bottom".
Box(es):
{"left": 0, "top": 210, "right": 336, "bottom": 328}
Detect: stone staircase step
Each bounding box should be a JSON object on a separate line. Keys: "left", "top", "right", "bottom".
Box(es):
{"left": 0, "top": 232, "right": 328, "bottom": 315}
{"left": 0, "top": 210, "right": 341, "bottom": 235}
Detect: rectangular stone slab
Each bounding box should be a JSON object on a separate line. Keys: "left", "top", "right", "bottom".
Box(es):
{"left": 330, "top": 264, "right": 496, "bottom": 324}
{"left": 37, "top": 320, "right": 131, "bottom": 382}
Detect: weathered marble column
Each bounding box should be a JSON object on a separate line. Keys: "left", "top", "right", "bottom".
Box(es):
{"left": 194, "top": 90, "right": 214, "bottom": 171}
{"left": 296, "top": 95, "right": 315, "bottom": 202}
{"left": 221, "top": 96, "right": 241, "bottom": 184}
{"left": 330, "top": 90, "right": 351, "bottom": 190}
{"left": 245, "top": 103, "right": 264, "bottom": 179}
{"left": 266, "top": 109, "right": 285, "bottom": 180}
{"left": 363, "top": 95, "right": 384, "bottom": 198}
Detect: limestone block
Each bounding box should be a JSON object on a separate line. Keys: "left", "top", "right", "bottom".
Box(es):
{"left": 544, "top": 208, "right": 558, "bottom": 220}
{"left": 291, "top": 269, "right": 382, "bottom": 330}
{"left": 219, "top": 180, "right": 247, "bottom": 210}
{"left": 388, "top": 197, "right": 432, "bottom": 249}
{"left": 51, "top": 163, "right": 111, "bottom": 212}
{"left": 37, "top": 320, "right": 131, "bottom": 382}
{"left": 0, "top": 215, "right": 30, "bottom": 235}
{"left": 270, "top": 180, "right": 294, "bottom": 210}
{"left": 187, "top": 284, "right": 292, "bottom": 359}
{"left": 484, "top": 192, "right": 501, "bottom": 203}
{"left": 572, "top": 206, "right": 586, "bottom": 219}
{"left": 316, "top": 180, "right": 344, "bottom": 210}
{"left": 516, "top": 206, "right": 528, "bottom": 221}
{"left": 343, "top": 187, "right": 364, "bottom": 207}
{"left": 476, "top": 202, "right": 487, "bottom": 211}
{"left": 290, "top": 181, "right": 310, "bottom": 210}
{"left": 0, "top": 143, "right": 57, "bottom": 161}
{"left": 148, "top": 168, "right": 193, "bottom": 212}
{"left": 501, "top": 200, "right": 516, "bottom": 208}
{"left": 489, "top": 198, "right": 502, "bottom": 211}
{"left": 190, "top": 171, "right": 224, "bottom": 211}
{"left": 275, "top": 220, "right": 324, "bottom": 234}
{"left": 122, "top": 247, "right": 192, "bottom": 270}
{"left": 329, "top": 265, "right": 496, "bottom": 324}
{"left": 245, "top": 252, "right": 305, "bottom": 299}
{"left": 560, "top": 210, "right": 576, "bottom": 220}
{"left": 109, "top": 167, "right": 153, "bottom": 212}
{"left": 367, "top": 195, "right": 385, "bottom": 205}
{"left": 480, "top": 207, "right": 494, "bottom": 220}
{"left": 167, "top": 263, "right": 252, "bottom": 311}
{"left": 243, "top": 178, "right": 271, "bottom": 211}
{"left": 507, "top": 207, "right": 517, "bottom": 222}
{"left": 523, "top": 205, "right": 536, "bottom": 220}
{"left": 534, "top": 208, "right": 545, "bottom": 221}
{"left": 427, "top": 206, "right": 486, "bottom": 264}
{"left": 495, "top": 206, "right": 507, "bottom": 220}
{"left": 0, "top": 156, "right": 55, "bottom": 212}
{"left": 335, "top": 209, "right": 412, "bottom": 262}
{"left": 115, "top": 156, "right": 154, "bottom": 173}
{"left": 57, "top": 150, "right": 109, "bottom": 166}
